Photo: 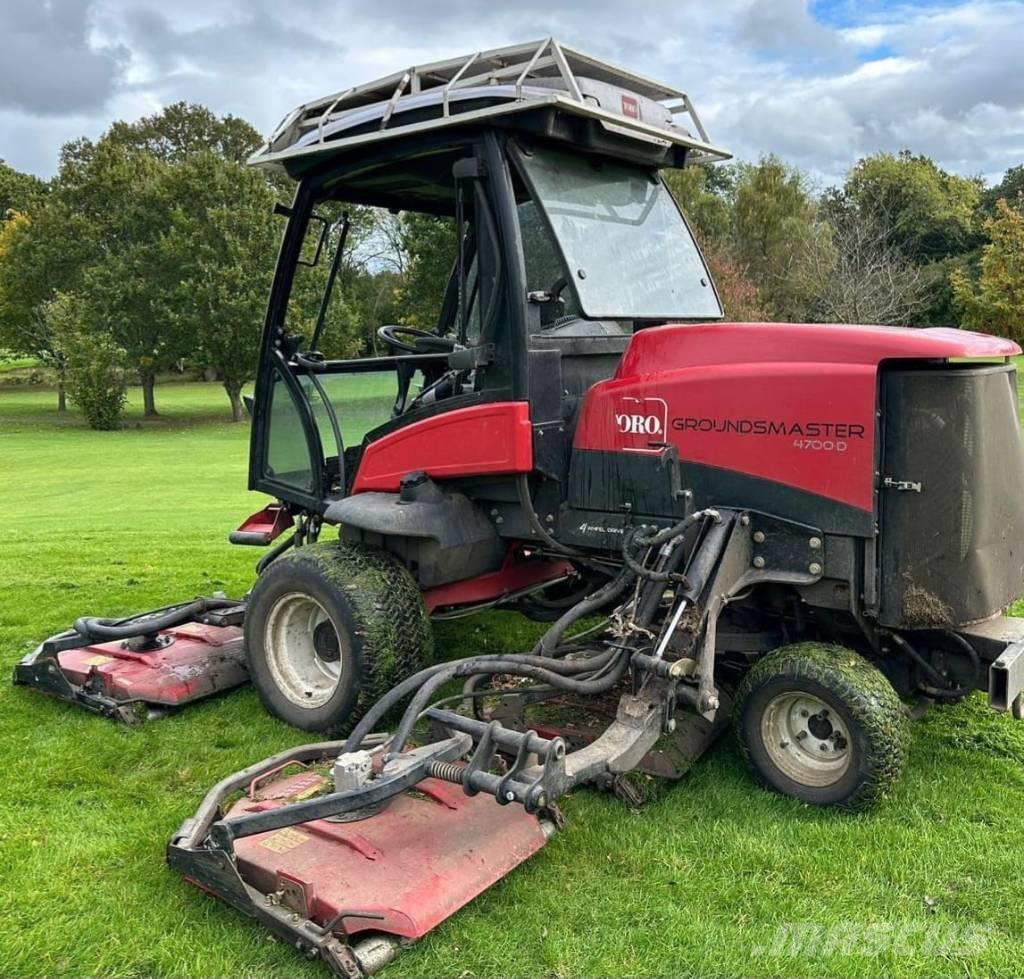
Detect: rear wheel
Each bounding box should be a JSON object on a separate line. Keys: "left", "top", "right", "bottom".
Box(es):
{"left": 735, "top": 642, "right": 909, "bottom": 810}
{"left": 244, "top": 541, "right": 433, "bottom": 732}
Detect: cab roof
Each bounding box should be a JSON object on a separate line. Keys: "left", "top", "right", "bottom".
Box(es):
{"left": 249, "top": 38, "right": 731, "bottom": 174}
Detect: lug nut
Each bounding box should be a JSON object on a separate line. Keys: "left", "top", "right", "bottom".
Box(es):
{"left": 796, "top": 730, "right": 808, "bottom": 741}
{"left": 780, "top": 739, "right": 790, "bottom": 749}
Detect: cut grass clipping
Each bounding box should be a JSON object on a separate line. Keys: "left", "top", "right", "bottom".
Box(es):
{"left": 2, "top": 369, "right": 1024, "bottom": 978}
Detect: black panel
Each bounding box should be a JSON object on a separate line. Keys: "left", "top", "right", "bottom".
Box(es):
{"left": 879, "top": 364, "right": 1024, "bottom": 627}
{"left": 567, "top": 448, "right": 875, "bottom": 538}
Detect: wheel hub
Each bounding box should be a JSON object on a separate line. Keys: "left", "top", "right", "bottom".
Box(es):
{"left": 264, "top": 593, "right": 345, "bottom": 709}
{"left": 761, "top": 692, "right": 852, "bottom": 787}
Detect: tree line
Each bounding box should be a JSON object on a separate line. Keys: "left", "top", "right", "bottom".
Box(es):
{"left": 1, "top": 102, "right": 1021, "bottom": 429}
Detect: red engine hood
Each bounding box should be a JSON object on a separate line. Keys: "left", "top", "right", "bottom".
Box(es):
{"left": 616, "top": 322, "right": 1021, "bottom": 378}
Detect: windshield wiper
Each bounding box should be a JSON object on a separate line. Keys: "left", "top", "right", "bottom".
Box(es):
{"left": 310, "top": 212, "right": 351, "bottom": 352}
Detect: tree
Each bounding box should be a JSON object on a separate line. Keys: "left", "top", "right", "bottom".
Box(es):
{"left": 394, "top": 213, "right": 456, "bottom": 329}
{"left": 662, "top": 163, "right": 734, "bottom": 244}
{"left": 731, "top": 156, "right": 817, "bottom": 320}
{"left": 46, "top": 291, "right": 127, "bottom": 430}
{"left": 984, "top": 165, "right": 1024, "bottom": 214}
{"left": 843, "top": 151, "right": 982, "bottom": 263}
{"left": 104, "top": 102, "right": 263, "bottom": 165}
{"left": 160, "top": 153, "right": 281, "bottom": 421}
{"left": 951, "top": 200, "right": 1024, "bottom": 343}
{"left": 0, "top": 204, "right": 95, "bottom": 409}
{"left": 795, "top": 200, "right": 927, "bottom": 325}
{"left": 700, "top": 241, "right": 766, "bottom": 321}
{"left": 0, "top": 161, "right": 45, "bottom": 221}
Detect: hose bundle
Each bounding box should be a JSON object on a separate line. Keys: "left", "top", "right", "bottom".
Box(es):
{"left": 344, "top": 509, "right": 720, "bottom": 760}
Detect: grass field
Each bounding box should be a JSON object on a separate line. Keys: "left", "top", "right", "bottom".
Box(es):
{"left": 2, "top": 372, "right": 1024, "bottom": 978}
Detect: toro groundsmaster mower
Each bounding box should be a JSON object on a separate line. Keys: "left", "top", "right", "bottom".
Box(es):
{"left": 15, "top": 38, "right": 1024, "bottom": 977}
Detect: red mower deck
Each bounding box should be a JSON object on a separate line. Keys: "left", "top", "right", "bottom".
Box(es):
{"left": 223, "top": 768, "right": 550, "bottom": 940}
{"left": 14, "top": 619, "right": 247, "bottom": 722}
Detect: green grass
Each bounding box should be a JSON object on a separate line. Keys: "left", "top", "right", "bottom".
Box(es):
{"left": 0, "top": 356, "right": 38, "bottom": 373}
{"left": 3, "top": 377, "right": 1024, "bottom": 978}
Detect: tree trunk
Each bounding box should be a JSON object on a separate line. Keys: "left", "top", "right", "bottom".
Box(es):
{"left": 57, "top": 382, "right": 67, "bottom": 413}
{"left": 225, "top": 382, "right": 245, "bottom": 423}
{"left": 141, "top": 371, "right": 158, "bottom": 417}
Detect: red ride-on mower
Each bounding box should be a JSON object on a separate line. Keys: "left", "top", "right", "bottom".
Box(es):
{"left": 16, "top": 39, "right": 1024, "bottom": 977}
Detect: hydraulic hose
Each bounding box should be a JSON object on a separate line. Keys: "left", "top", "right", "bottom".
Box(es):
{"left": 74, "top": 597, "right": 239, "bottom": 642}
{"left": 533, "top": 565, "right": 636, "bottom": 657}
{"left": 622, "top": 509, "right": 718, "bottom": 584}
{"left": 343, "top": 646, "right": 619, "bottom": 753}
{"left": 387, "top": 647, "right": 631, "bottom": 757}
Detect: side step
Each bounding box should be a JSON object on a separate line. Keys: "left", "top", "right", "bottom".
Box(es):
{"left": 13, "top": 601, "right": 248, "bottom": 722}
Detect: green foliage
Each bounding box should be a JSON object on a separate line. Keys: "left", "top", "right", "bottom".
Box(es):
{"left": 731, "top": 156, "right": 818, "bottom": 319}
{"left": 0, "top": 161, "right": 45, "bottom": 221}
{"left": 47, "top": 291, "right": 127, "bottom": 429}
{"left": 395, "top": 212, "right": 456, "bottom": 327}
{"left": 984, "top": 164, "right": 1024, "bottom": 214}
{"left": 662, "top": 163, "right": 734, "bottom": 243}
{"left": 843, "top": 151, "right": 982, "bottom": 263}
{"left": 159, "top": 152, "right": 280, "bottom": 419}
{"left": 951, "top": 199, "right": 1024, "bottom": 342}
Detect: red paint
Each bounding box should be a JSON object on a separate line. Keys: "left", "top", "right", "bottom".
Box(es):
{"left": 56, "top": 623, "right": 247, "bottom": 706}
{"left": 352, "top": 402, "right": 534, "bottom": 493}
{"left": 227, "top": 770, "right": 549, "bottom": 940}
{"left": 616, "top": 322, "right": 1021, "bottom": 377}
{"left": 576, "top": 322, "right": 1021, "bottom": 513}
{"left": 231, "top": 504, "right": 293, "bottom": 544}
{"left": 422, "top": 551, "right": 574, "bottom": 612}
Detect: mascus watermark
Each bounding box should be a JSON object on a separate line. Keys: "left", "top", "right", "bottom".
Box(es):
{"left": 753, "top": 921, "right": 991, "bottom": 958}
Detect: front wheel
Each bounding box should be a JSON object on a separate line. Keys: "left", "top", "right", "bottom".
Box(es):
{"left": 244, "top": 541, "right": 433, "bottom": 732}
{"left": 735, "top": 642, "right": 909, "bottom": 810}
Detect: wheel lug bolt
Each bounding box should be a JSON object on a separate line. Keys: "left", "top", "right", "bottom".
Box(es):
{"left": 800, "top": 710, "right": 809, "bottom": 718}
{"left": 780, "top": 739, "right": 790, "bottom": 749}
{"left": 819, "top": 744, "right": 828, "bottom": 752}
{"left": 796, "top": 731, "right": 808, "bottom": 741}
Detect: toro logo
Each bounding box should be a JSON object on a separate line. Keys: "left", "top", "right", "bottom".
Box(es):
{"left": 614, "top": 396, "right": 667, "bottom": 452}
{"left": 621, "top": 95, "right": 640, "bottom": 119}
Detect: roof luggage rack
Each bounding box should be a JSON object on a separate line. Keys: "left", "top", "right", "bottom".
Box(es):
{"left": 250, "top": 38, "right": 730, "bottom": 170}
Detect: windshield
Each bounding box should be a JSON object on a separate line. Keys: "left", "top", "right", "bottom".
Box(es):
{"left": 516, "top": 145, "right": 721, "bottom": 321}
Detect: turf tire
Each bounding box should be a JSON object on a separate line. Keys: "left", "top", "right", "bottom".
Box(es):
{"left": 735, "top": 642, "right": 909, "bottom": 811}
{"left": 244, "top": 540, "right": 433, "bottom": 733}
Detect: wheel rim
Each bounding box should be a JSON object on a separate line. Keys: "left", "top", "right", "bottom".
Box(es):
{"left": 263, "top": 592, "right": 344, "bottom": 709}
{"left": 760, "top": 691, "right": 852, "bottom": 787}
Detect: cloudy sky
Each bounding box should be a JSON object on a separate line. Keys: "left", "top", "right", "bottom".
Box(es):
{"left": 3, "top": 0, "right": 1023, "bottom": 187}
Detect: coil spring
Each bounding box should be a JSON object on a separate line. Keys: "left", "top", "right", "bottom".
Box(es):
{"left": 427, "top": 761, "right": 466, "bottom": 784}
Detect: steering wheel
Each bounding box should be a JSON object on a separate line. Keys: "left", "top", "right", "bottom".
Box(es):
{"left": 377, "top": 324, "right": 436, "bottom": 354}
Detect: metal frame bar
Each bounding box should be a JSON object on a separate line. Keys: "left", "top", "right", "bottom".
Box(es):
{"left": 253, "top": 38, "right": 729, "bottom": 165}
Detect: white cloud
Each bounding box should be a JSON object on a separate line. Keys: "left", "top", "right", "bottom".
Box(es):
{"left": 0, "top": 0, "right": 1021, "bottom": 188}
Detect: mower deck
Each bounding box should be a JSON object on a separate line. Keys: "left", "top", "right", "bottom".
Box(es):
{"left": 227, "top": 767, "right": 551, "bottom": 939}
{"left": 167, "top": 739, "right": 556, "bottom": 976}
{"left": 13, "top": 619, "right": 247, "bottom": 722}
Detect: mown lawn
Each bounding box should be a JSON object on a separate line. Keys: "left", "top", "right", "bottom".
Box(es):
{"left": 2, "top": 373, "right": 1024, "bottom": 978}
